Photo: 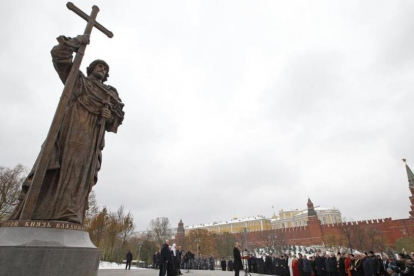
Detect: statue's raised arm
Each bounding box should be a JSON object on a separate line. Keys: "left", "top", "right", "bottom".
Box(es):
{"left": 51, "top": 35, "right": 89, "bottom": 84}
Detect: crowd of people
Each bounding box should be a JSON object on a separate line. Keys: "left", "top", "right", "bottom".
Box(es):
{"left": 237, "top": 249, "right": 413, "bottom": 276}
{"left": 151, "top": 239, "right": 414, "bottom": 276}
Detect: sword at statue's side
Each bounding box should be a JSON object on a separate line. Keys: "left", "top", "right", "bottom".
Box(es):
{"left": 20, "top": 2, "right": 114, "bottom": 220}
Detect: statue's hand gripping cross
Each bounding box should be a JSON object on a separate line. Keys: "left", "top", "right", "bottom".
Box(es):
{"left": 20, "top": 2, "right": 113, "bottom": 220}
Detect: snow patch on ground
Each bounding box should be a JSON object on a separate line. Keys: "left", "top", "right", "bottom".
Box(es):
{"left": 99, "top": 261, "right": 144, "bottom": 269}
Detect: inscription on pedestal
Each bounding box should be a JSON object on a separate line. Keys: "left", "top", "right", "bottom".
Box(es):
{"left": 0, "top": 220, "right": 87, "bottom": 231}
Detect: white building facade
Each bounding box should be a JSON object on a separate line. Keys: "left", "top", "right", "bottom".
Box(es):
{"left": 271, "top": 207, "right": 342, "bottom": 229}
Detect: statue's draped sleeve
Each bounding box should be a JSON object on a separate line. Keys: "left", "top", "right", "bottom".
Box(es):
{"left": 50, "top": 36, "right": 82, "bottom": 84}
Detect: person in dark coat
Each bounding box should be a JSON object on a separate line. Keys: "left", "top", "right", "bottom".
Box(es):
{"left": 282, "top": 255, "right": 290, "bottom": 276}
{"left": 338, "top": 253, "right": 346, "bottom": 276}
{"left": 350, "top": 255, "right": 356, "bottom": 276}
{"left": 157, "top": 250, "right": 162, "bottom": 269}
{"left": 233, "top": 242, "right": 243, "bottom": 276}
{"left": 272, "top": 255, "right": 278, "bottom": 275}
{"left": 400, "top": 258, "right": 414, "bottom": 276}
{"left": 222, "top": 258, "right": 227, "bottom": 271}
{"left": 266, "top": 255, "right": 274, "bottom": 275}
{"left": 209, "top": 254, "right": 215, "bottom": 270}
{"left": 170, "top": 244, "right": 180, "bottom": 276}
{"left": 252, "top": 255, "right": 258, "bottom": 273}
{"left": 368, "top": 252, "right": 380, "bottom": 276}
{"left": 315, "top": 253, "right": 326, "bottom": 276}
{"left": 257, "top": 256, "right": 265, "bottom": 274}
{"left": 299, "top": 254, "right": 304, "bottom": 276}
{"left": 275, "top": 255, "right": 281, "bottom": 276}
{"left": 379, "top": 255, "right": 388, "bottom": 276}
{"left": 310, "top": 256, "right": 317, "bottom": 276}
{"left": 362, "top": 254, "right": 374, "bottom": 276}
{"left": 228, "top": 259, "right": 234, "bottom": 271}
{"left": 167, "top": 245, "right": 176, "bottom": 276}
{"left": 355, "top": 255, "right": 364, "bottom": 276}
{"left": 126, "top": 250, "right": 133, "bottom": 270}
{"left": 327, "top": 253, "right": 338, "bottom": 276}
{"left": 160, "top": 240, "right": 171, "bottom": 276}
{"left": 154, "top": 252, "right": 159, "bottom": 269}
{"left": 303, "top": 255, "right": 311, "bottom": 276}
{"left": 177, "top": 246, "right": 183, "bottom": 275}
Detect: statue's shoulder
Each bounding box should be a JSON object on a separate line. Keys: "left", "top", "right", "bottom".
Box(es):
{"left": 105, "top": 84, "right": 118, "bottom": 95}
{"left": 103, "top": 84, "right": 122, "bottom": 103}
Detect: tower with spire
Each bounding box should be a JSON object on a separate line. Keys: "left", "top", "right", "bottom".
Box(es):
{"left": 403, "top": 159, "right": 414, "bottom": 218}
{"left": 306, "top": 197, "right": 323, "bottom": 244}
{"left": 307, "top": 197, "right": 317, "bottom": 218}
{"left": 175, "top": 219, "right": 185, "bottom": 246}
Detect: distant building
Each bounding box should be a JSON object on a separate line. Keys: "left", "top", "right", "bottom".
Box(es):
{"left": 184, "top": 215, "right": 272, "bottom": 234}
{"left": 174, "top": 161, "right": 414, "bottom": 249}
{"left": 270, "top": 200, "right": 342, "bottom": 229}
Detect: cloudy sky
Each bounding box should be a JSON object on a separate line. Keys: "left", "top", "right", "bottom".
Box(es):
{"left": 1, "top": 0, "right": 414, "bottom": 231}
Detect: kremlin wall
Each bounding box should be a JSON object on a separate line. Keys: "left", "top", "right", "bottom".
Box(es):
{"left": 175, "top": 163, "right": 414, "bottom": 249}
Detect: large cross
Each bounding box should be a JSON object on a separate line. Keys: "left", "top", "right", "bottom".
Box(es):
{"left": 20, "top": 2, "right": 114, "bottom": 220}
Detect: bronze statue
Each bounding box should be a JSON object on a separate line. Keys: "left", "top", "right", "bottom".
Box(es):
{"left": 0, "top": 4, "right": 119, "bottom": 276}
{"left": 10, "top": 33, "right": 124, "bottom": 224}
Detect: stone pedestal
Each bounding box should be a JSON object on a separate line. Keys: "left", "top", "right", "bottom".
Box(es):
{"left": 0, "top": 220, "right": 100, "bottom": 276}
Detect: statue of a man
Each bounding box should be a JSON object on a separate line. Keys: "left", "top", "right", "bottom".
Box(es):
{"left": 10, "top": 35, "right": 124, "bottom": 224}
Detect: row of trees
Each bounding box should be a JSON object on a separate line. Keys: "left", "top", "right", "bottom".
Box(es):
{"left": 183, "top": 229, "right": 237, "bottom": 258}
{"left": 0, "top": 164, "right": 160, "bottom": 264}
{"left": 85, "top": 192, "right": 137, "bottom": 263}
{"left": 335, "top": 222, "right": 388, "bottom": 253}
{"left": 143, "top": 217, "right": 238, "bottom": 260}
{"left": 0, "top": 164, "right": 25, "bottom": 222}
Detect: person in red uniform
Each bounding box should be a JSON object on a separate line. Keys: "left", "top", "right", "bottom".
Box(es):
{"left": 293, "top": 256, "right": 300, "bottom": 276}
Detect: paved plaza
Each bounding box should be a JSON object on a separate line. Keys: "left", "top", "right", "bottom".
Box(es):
{"left": 98, "top": 269, "right": 252, "bottom": 276}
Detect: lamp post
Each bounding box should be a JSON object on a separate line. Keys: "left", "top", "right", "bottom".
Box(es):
{"left": 137, "top": 240, "right": 143, "bottom": 267}
{"left": 195, "top": 238, "right": 201, "bottom": 270}
{"left": 195, "top": 238, "right": 200, "bottom": 256}
{"left": 268, "top": 235, "right": 276, "bottom": 251}
{"left": 243, "top": 227, "right": 249, "bottom": 251}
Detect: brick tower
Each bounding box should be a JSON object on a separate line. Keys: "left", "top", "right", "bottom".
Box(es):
{"left": 176, "top": 219, "right": 185, "bottom": 246}
{"left": 403, "top": 160, "right": 414, "bottom": 218}
{"left": 306, "top": 198, "right": 323, "bottom": 245}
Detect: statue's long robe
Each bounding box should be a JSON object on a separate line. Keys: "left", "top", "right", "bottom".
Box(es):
{"left": 10, "top": 37, "right": 124, "bottom": 224}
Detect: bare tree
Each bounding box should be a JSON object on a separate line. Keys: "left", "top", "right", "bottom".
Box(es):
{"left": 84, "top": 190, "right": 99, "bottom": 227}
{"left": 366, "top": 227, "right": 385, "bottom": 252}
{"left": 119, "top": 209, "right": 135, "bottom": 248}
{"left": 88, "top": 206, "right": 109, "bottom": 247}
{"left": 0, "top": 164, "right": 25, "bottom": 222}
{"left": 353, "top": 225, "right": 367, "bottom": 251}
{"left": 274, "top": 232, "right": 287, "bottom": 254}
{"left": 338, "top": 222, "right": 355, "bottom": 253}
{"left": 150, "top": 217, "right": 172, "bottom": 246}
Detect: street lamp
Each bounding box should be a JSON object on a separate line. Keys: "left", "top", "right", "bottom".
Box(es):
{"left": 195, "top": 238, "right": 201, "bottom": 270}
{"left": 195, "top": 238, "right": 200, "bottom": 256}
{"left": 243, "top": 227, "right": 249, "bottom": 250}
{"left": 137, "top": 240, "right": 143, "bottom": 267}
{"left": 268, "top": 235, "right": 276, "bottom": 251}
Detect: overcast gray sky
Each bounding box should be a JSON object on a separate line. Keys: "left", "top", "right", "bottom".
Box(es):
{"left": 1, "top": 0, "right": 414, "bottom": 231}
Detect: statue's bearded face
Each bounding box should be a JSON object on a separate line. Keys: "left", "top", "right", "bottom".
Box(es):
{"left": 91, "top": 63, "right": 108, "bottom": 81}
